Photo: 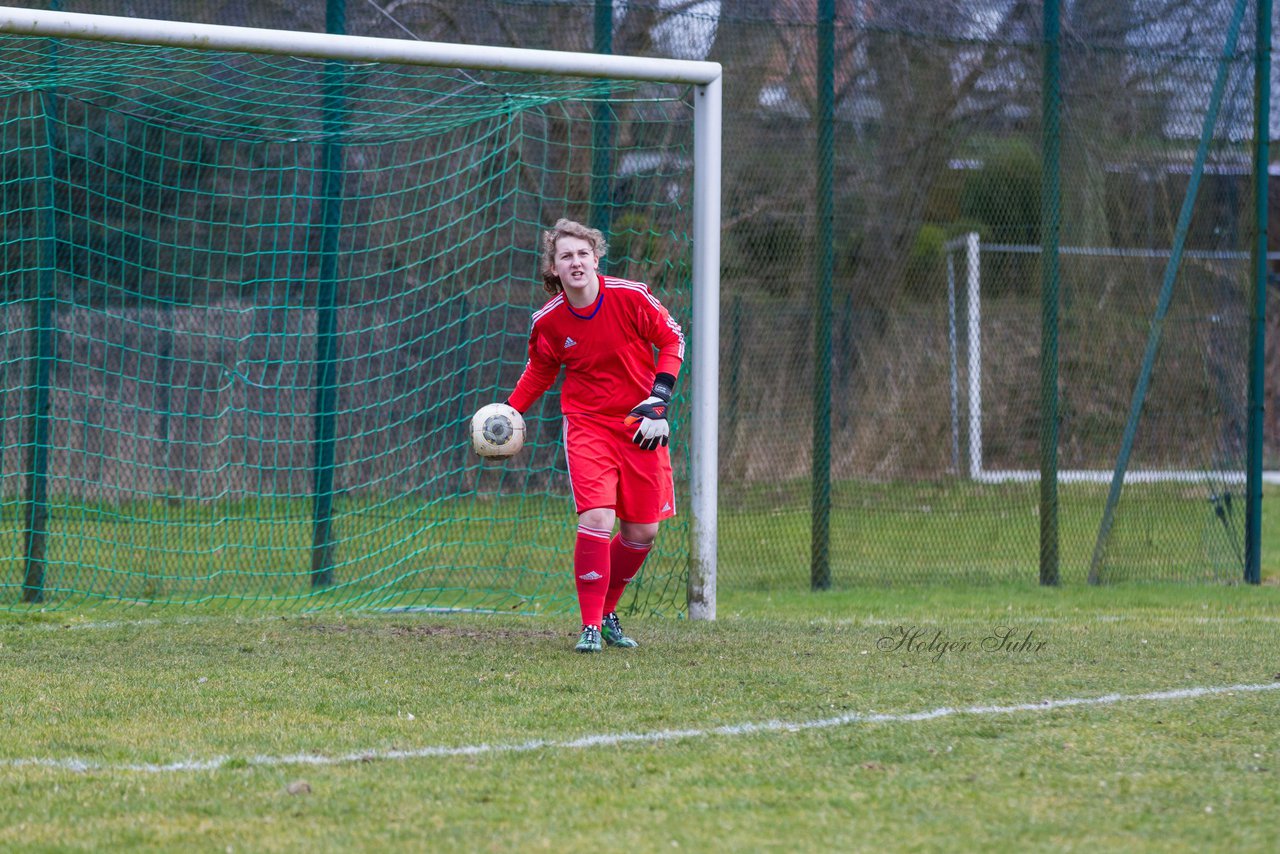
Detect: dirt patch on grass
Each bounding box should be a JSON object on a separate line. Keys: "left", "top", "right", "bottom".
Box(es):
{"left": 295, "top": 620, "right": 560, "bottom": 640}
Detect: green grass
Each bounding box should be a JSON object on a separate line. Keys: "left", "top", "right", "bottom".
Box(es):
{"left": 2, "top": 585, "right": 1278, "bottom": 851}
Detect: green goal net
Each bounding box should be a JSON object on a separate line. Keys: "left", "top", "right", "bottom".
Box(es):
{"left": 0, "top": 22, "right": 700, "bottom": 614}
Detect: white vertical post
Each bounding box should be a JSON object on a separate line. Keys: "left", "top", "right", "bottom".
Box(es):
{"left": 965, "top": 232, "right": 983, "bottom": 480}
{"left": 688, "top": 74, "right": 721, "bottom": 621}
{"left": 946, "top": 250, "right": 960, "bottom": 474}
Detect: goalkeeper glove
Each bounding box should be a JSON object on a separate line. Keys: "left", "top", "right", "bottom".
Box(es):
{"left": 624, "top": 374, "right": 675, "bottom": 451}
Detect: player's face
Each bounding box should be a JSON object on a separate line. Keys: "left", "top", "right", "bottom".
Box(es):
{"left": 554, "top": 236, "right": 600, "bottom": 305}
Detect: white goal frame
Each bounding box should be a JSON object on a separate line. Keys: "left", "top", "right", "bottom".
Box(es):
{"left": 946, "top": 232, "right": 1278, "bottom": 486}
{"left": 0, "top": 4, "right": 722, "bottom": 618}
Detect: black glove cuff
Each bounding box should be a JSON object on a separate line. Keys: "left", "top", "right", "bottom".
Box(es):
{"left": 651, "top": 373, "right": 676, "bottom": 403}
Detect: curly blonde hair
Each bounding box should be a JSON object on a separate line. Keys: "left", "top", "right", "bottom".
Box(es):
{"left": 540, "top": 218, "right": 608, "bottom": 295}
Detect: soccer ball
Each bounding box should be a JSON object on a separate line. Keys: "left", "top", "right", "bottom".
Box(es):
{"left": 470, "top": 402, "right": 526, "bottom": 457}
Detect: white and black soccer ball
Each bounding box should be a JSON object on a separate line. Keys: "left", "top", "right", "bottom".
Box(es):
{"left": 470, "top": 402, "right": 526, "bottom": 458}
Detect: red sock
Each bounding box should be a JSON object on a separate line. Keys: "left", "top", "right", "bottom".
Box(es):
{"left": 603, "top": 534, "right": 651, "bottom": 615}
{"left": 573, "top": 524, "right": 612, "bottom": 627}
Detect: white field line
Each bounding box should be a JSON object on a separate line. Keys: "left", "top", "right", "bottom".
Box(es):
{"left": 2, "top": 682, "right": 1277, "bottom": 775}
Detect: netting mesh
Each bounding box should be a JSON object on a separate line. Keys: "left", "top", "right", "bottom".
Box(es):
{"left": 0, "top": 32, "right": 696, "bottom": 611}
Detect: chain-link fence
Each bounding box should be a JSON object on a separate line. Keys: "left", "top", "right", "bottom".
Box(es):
{"left": 8, "top": 0, "right": 1276, "bottom": 592}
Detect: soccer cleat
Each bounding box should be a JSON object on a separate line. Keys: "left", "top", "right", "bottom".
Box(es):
{"left": 575, "top": 624, "right": 603, "bottom": 653}
{"left": 601, "top": 612, "right": 639, "bottom": 648}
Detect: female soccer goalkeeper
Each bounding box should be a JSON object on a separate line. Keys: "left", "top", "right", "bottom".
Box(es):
{"left": 505, "top": 218, "right": 684, "bottom": 653}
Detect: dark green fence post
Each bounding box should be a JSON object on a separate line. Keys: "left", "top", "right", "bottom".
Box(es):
{"left": 810, "top": 0, "right": 834, "bottom": 591}
{"left": 450, "top": 296, "right": 471, "bottom": 495}
{"left": 1245, "top": 0, "right": 1271, "bottom": 585}
{"left": 24, "top": 92, "right": 59, "bottom": 604}
{"left": 311, "top": 0, "right": 347, "bottom": 588}
{"left": 592, "top": 0, "right": 613, "bottom": 251}
{"left": 1038, "top": 0, "right": 1061, "bottom": 586}
{"left": 24, "top": 18, "right": 64, "bottom": 604}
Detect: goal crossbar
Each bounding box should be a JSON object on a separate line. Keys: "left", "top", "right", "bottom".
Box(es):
{"left": 0, "top": 5, "right": 722, "bottom": 619}
{"left": 0, "top": 5, "right": 722, "bottom": 84}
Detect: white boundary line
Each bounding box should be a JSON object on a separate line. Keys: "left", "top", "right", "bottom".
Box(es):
{"left": 3, "top": 681, "right": 1276, "bottom": 775}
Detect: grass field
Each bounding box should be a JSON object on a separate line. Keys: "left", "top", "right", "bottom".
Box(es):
{"left": 1, "top": 483, "right": 1277, "bottom": 850}
{"left": 2, "top": 582, "right": 1278, "bottom": 851}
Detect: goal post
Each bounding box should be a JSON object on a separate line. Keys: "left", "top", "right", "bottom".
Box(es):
{"left": 0, "top": 3, "right": 721, "bottom": 617}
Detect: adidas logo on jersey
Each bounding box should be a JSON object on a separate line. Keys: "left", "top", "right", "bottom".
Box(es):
{"left": 577, "top": 570, "right": 603, "bottom": 581}
{"left": 661, "top": 502, "right": 672, "bottom": 513}
{"left": 564, "top": 336, "right": 578, "bottom": 348}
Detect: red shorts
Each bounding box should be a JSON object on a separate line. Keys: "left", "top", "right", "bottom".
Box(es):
{"left": 562, "top": 413, "right": 676, "bottom": 523}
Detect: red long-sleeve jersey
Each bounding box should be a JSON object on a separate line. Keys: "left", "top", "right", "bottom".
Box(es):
{"left": 507, "top": 274, "right": 684, "bottom": 418}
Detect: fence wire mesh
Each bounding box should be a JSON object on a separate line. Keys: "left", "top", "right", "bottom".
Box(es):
{"left": 3, "top": 0, "right": 1275, "bottom": 599}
